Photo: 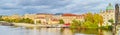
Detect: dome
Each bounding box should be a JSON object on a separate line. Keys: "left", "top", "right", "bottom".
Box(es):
{"left": 106, "top": 3, "right": 114, "bottom": 10}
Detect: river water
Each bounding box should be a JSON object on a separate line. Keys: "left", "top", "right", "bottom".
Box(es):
{"left": 0, "top": 26, "right": 113, "bottom": 35}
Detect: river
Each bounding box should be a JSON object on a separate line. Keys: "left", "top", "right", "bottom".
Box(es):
{"left": 0, "top": 25, "right": 113, "bottom": 35}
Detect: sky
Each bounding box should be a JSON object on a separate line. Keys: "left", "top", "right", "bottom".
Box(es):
{"left": 0, "top": 0, "right": 120, "bottom": 15}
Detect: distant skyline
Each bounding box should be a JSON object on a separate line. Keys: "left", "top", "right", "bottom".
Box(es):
{"left": 0, "top": 0, "right": 120, "bottom": 15}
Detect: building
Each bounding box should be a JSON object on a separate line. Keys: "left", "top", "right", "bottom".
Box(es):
{"left": 23, "top": 14, "right": 36, "bottom": 20}
{"left": 99, "top": 3, "right": 115, "bottom": 26}
{"left": 34, "top": 13, "right": 84, "bottom": 25}
{"left": 35, "top": 13, "right": 53, "bottom": 24}
{"left": 61, "top": 13, "right": 84, "bottom": 24}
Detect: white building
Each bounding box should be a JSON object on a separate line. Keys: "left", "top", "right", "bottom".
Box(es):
{"left": 99, "top": 3, "right": 115, "bottom": 26}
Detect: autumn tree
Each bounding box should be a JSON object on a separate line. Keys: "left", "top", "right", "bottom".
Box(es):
{"left": 93, "top": 14, "right": 103, "bottom": 27}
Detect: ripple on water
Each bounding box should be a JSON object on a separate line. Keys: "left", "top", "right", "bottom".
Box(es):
{"left": 0, "top": 26, "right": 114, "bottom": 35}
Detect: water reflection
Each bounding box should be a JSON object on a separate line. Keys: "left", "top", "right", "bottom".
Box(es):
{"left": 72, "top": 29, "right": 113, "bottom": 35}
{"left": 0, "top": 26, "right": 113, "bottom": 35}
{"left": 62, "top": 28, "right": 73, "bottom": 35}
{"left": 40, "top": 28, "right": 61, "bottom": 35}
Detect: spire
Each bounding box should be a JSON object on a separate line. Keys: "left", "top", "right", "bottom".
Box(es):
{"left": 109, "top": 3, "right": 112, "bottom": 6}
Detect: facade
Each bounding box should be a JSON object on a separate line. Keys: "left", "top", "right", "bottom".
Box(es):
{"left": 35, "top": 13, "right": 84, "bottom": 24}
{"left": 35, "top": 13, "right": 53, "bottom": 24}
{"left": 99, "top": 3, "right": 115, "bottom": 26}
{"left": 23, "top": 14, "right": 36, "bottom": 20}
{"left": 61, "top": 13, "right": 84, "bottom": 24}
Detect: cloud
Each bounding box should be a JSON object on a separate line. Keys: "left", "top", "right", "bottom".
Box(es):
{"left": 18, "top": 0, "right": 71, "bottom": 7}
{"left": 0, "top": 3, "right": 21, "bottom": 10}
{"left": 49, "top": 0, "right": 107, "bottom": 14}
{"left": 0, "top": 0, "right": 119, "bottom": 15}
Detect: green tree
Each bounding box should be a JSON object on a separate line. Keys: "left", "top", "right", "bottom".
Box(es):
{"left": 13, "top": 19, "right": 21, "bottom": 23}
{"left": 84, "top": 12, "right": 94, "bottom": 22}
{"left": 20, "top": 18, "right": 34, "bottom": 24}
{"left": 84, "top": 12, "right": 97, "bottom": 28}
{"left": 0, "top": 16, "right": 4, "bottom": 21}
{"left": 83, "top": 12, "right": 103, "bottom": 28}
{"left": 83, "top": 21, "right": 98, "bottom": 28}
{"left": 37, "top": 20, "right": 41, "bottom": 24}
{"left": 108, "top": 19, "right": 114, "bottom": 24}
{"left": 70, "top": 19, "right": 82, "bottom": 28}
{"left": 59, "top": 19, "right": 64, "bottom": 24}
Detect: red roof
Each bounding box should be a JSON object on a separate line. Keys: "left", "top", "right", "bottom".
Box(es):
{"left": 35, "top": 17, "right": 45, "bottom": 19}
{"left": 51, "top": 19, "right": 60, "bottom": 21}
{"left": 64, "top": 23, "right": 70, "bottom": 26}
{"left": 62, "top": 13, "right": 85, "bottom": 18}
{"left": 36, "top": 13, "right": 53, "bottom": 15}
{"left": 62, "top": 13, "right": 77, "bottom": 16}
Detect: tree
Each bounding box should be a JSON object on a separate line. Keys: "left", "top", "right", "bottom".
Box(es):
{"left": 70, "top": 19, "right": 82, "bottom": 28}
{"left": 93, "top": 14, "right": 103, "bottom": 27}
{"left": 83, "top": 12, "right": 103, "bottom": 28}
{"left": 59, "top": 19, "right": 64, "bottom": 24}
{"left": 108, "top": 19, "right": 114, "bottom": 25}
{"left": 3, "top": 18, "right": 12, "bottom": 22}
{"left": 36, "top": 20, "right": 41, "bottom": 24}
{"left": 83, "top": 21, "right": 95, "bottom": 28}
{"left": 14, "top": 19, "right": 21, "bottom": 23}
{"left": 84, "top": 12, "right": 94, "bottom": 22}
{"left": 0, "top": 16, "right": 4, "bottom": 21}
{"left": 84, "top": 12, "right": 98, "bottom": 28}
{"left": 20, "top": 18, "right": 34, "bottom": 24}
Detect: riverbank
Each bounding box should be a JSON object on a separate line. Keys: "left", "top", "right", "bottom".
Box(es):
{"left": 13, "top": 23, "right": 40, "bottom": 27}
{"left": 13, "top": 23, "right": 66, "bottom": 28}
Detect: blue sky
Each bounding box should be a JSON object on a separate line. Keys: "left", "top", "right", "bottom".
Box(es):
{"left": 0, "top": 0, "right": 119, "bottom": 15}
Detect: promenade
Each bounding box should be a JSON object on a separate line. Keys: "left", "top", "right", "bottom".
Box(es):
{"left": 13, "top": 23, "right": 67, "bottom": 28}
{"left": 13, "top": 23, "right": 38, "bottom": 27}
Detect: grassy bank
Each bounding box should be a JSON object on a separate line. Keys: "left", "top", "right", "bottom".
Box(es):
{"left": 70, "top": 25, "right": 113, "bottom": 31}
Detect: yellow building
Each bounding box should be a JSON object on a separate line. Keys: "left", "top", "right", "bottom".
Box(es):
{"left": 99, "top": 3, "right": 115, "bottom": 26}
{"left": 61, "top": 13, "right": 84, "bottom": 24}
{"left": 23, "top": 14, "right": 36, "bottom": 20}
{"left": 35, "top": 13, "right": 53, "bottom": 24}
{"left": 2, "top": 14, "right": 21, "bottom": 19}
{"left": 2, "top": 16, "right": 9, "bottom": 19}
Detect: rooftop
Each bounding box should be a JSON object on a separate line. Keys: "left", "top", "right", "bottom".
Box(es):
{"left": 106, "top": 3, "right": 114, "bottom": 10}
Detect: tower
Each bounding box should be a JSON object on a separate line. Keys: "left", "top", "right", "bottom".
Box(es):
{"left": 115, "top": 4, "right": 119, "bottom": 24}
{"left": 113, "top": 4, "right": 119, "bottom": 35}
